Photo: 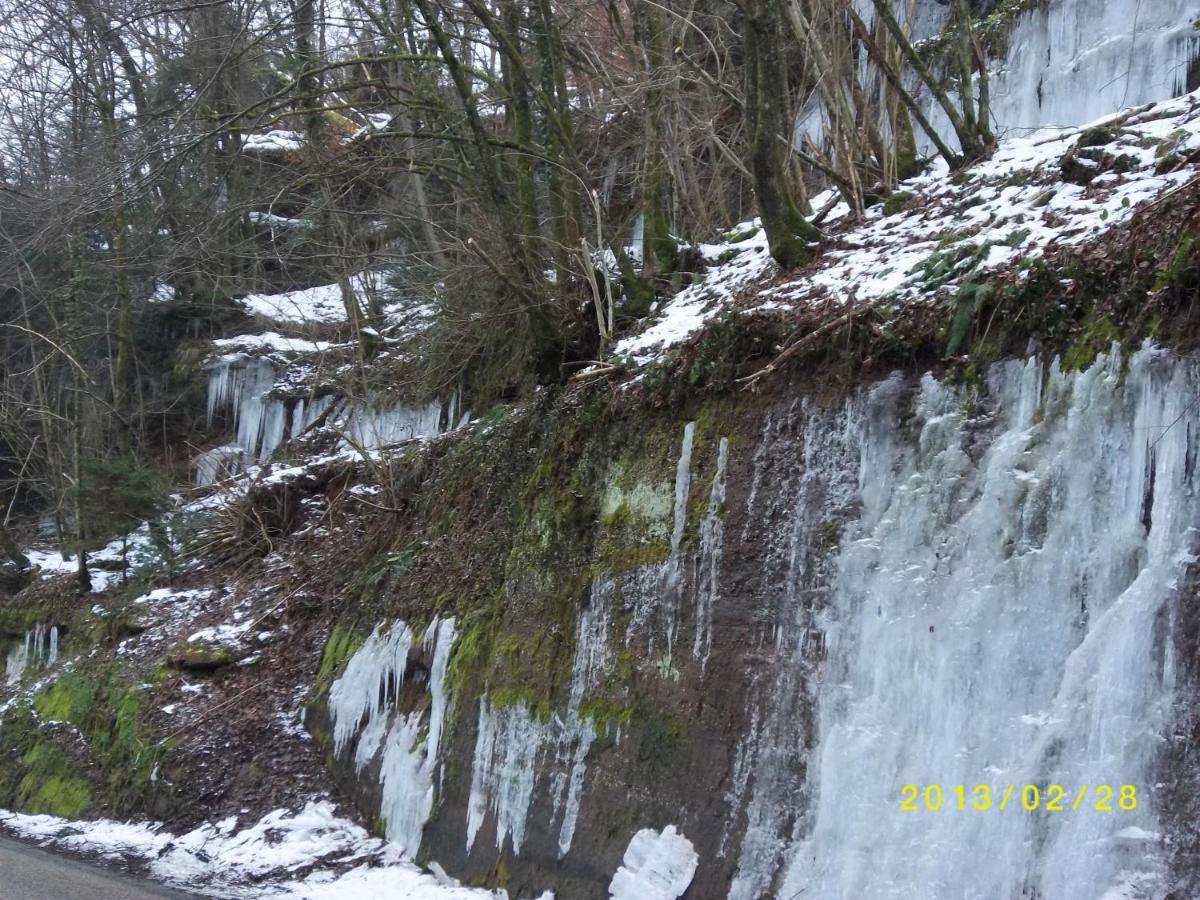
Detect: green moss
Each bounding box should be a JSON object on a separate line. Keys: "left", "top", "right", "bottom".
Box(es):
{"left": 489, "top": 686, "right": 551, "bottom": 720}
{"left": 579, "top": 696, "right": 632, "bottom": 732}
{"left": 17, "top": 743, "right": 91, "bottom": 818}
{"left": 34, "top": 673, "right": 97, "bottom": 723}
{"left": 1153, "top": 234, "right": 1200, "bottom": 292}
{"left": 595, "top": 539, "right": 670, "bottom": 574}
{"left": 1076, "top": 126, "right": 1117, "bottom": 148}
{"left": 601, "top": 502, "right": 632, "bottom": 529}
{"left": 465, "top": 858, "right": 512, "bottom": 890}
{"left": 600, "top": 472, "right": 672, "bottom": 538}
{"left": 446, "top": 600, "right": 501, "bottom": 701}
{"left": 882, "top": 191, "right": 914, "bottom": 216}
{"left": 167, "top": 644, "right": 234, "bottom": 672}
{"left": 1062, "top": 311, "right": 1120, "bottom": 372}
{"left": 314, "top": 623, "right": 365, "bottom": 696}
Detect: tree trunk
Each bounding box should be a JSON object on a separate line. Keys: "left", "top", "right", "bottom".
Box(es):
{"left": 743, "top": 0, "right": 820, "bottom": 269}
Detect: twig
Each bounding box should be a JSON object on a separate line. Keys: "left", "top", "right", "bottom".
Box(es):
{"left": 737, "top": 295, "right": 890, "bottom": 389}
{"left": 158, "top": 680, "right": 263, "bottom": 745}
{"left": 1135, "top": 173, "right": 1200, "bottom": 215}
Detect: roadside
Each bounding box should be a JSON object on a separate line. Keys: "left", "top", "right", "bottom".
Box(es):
{"left": 0, "top": 834, "right": 196, "bottom": 899}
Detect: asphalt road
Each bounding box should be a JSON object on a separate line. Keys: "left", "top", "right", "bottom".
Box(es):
{"left": 0, "top": 835, "right": 196, "bottom": 899}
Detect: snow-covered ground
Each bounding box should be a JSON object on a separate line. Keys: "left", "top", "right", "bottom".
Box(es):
{"left": 234, "top": 271, "right": 435, "bottom": 332}
{"left": 613, "top": 89, "right": 1200, "bottom": 365}
{"left": 0, "top": 801, "right": 539, "bottom": 899}
{"left": 23, "top": 522, "right": 165, "bottom": 593}
{"left": 239, "top": 280, "right": 367, "bottom": 326}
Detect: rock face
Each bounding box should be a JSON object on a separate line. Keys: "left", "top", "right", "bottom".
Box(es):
{"left": 314, "top": 342, "right": 1200, "bottom": 899}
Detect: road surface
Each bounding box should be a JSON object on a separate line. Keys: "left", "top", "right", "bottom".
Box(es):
{"left": 0, "top": 835, "right": 195, "bottom": 899}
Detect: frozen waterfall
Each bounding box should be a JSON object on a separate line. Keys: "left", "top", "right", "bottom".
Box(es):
{"left": 6, "top": 624, "right": 60, "bottom": 686}
{"left": 812, "top": 0, "right": 1200, "bottom": 155}
{"left": 320, "top": 341, "right": 1200, "bottom": 899}
{"left": 731, "top": 344, "right": 1194, "bottom": 899}
{"left": 984, "top": 0, "right": 1200, "bottom": 135}
{"left": 327, "top": 617, "right": 459, "bottom": 855}
{"left": 204, "top": 352, "right": 454, "bottom": 474}
{"left": 205, "top": 355, "right": 333, "bottom": 465}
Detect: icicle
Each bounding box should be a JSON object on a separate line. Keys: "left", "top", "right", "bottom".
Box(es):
{"left": 466, "top": 697, "right": 546, "bottom": 855}
{"left": 5, "top": 623, "right": 59, "bottom": 686}
{"left": 5, "top": 639, "right": 27, "bottom": 686}
{"left": 728, "top": 393, "right": 874, "bottom": 900}
{"left": 694, "top": 436, "right": 728, "bottom": 669}
{"left": 917, "top": 0, "right": 1200, "bottom": 151}
{"left": 340, "top": 400, "right": 444, "bottom": 450}
{"left": 328, "top": 622, "right": 414, "bottom": 757}
{"left": 193, "top": 446, "right": 244, "bottom": 487}
{"left": 377, "top": 616, "right": 458, "bottom": 854}
{"left": 552, "top": 576, "right": 614, "bottom": 856}
{"left": 328, "top": 617, "right": 458, "bottom": 858}
{"left": 660, "top": 422, "right": 696, "bottom": 660}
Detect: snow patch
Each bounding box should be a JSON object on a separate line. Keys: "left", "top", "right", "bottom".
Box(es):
{"left": 0, "top": 801, "right": 530, "bottom": 899}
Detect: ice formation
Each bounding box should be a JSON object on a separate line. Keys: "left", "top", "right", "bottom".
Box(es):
{"left": 328, "top": 618, "right": 460, "bottom": 855}
{"left": 983, "top": 0, "right": 1200, "bottom": 135}
{"left": 851, "top": 0, "right": 1200, "bottom": 151}
{"left": 194, "top": 445, "right": 244, "bottom": 487}
{"left": 466, "top": 575, "right": 617, "bottom": 859}
{"left": 693, "top": 436, "right": 728, "bottom": 669}
{"left": 729, "top": 392, "right": 864, "bottom": 900}
{"left": 713, "top": 344, "right": 1194, "bottom": 898}
{"left": 205, "top": 350, "right": 451, "bottom": 470}
{"left": 6, "top": 624, "right": 59, "bottom": 686}
{"left": 466, "top": 698, "right": 545, "bottom": 855}
{"left": 659, "top": 422, "right": 695, "bottom": 661}
{"left": 328, "top": 622, "right": 415, "bottom": 758}
{"left": 378, "top": 617, "right": 458, "bottom": 853}
{"left": 608, "top": 825, "right": 698, "bottom": 900}
{"left": 205, "top": 355, "right": 333, "bottom": 463}
{"left": 340, "top": 401, "right": 445, "bottom": 450}
{"left": 554, "top": 575, "right": 614, "bottom": 856}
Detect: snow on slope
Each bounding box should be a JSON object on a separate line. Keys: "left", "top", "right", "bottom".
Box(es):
{"left": 240, "top": 282, "right": 359, "bottom": 326}
{"left": 236, "top": 271, "right": 436, "bottom": 329}
{"left": 24, "top": 522, "right": 165, "bottom": 592}
{"left": 0, "top": 801, "right": 530, "bottom": 899}
{"left": 613, "top": 90, "right": 1200, "bottom": 365}
{"left": 211, "top": 333, "right": 335, "bottom": 357}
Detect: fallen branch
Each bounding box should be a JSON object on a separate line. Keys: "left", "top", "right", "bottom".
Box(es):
{"left": 570, "top": 364, "right": 624, "bottom": 382}
{"left": 1136, "top": 172, "right": 1200, "bottom": 215}
{"left": 736, "top": 294, "right": 891, "bottom": 389}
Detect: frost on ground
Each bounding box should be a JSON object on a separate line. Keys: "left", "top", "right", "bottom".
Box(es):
{"left": 0, "top": 801, "right": 528, "bottom": 899}
{"left": 612, "top": 89, "right": 1200, "bottom": 365}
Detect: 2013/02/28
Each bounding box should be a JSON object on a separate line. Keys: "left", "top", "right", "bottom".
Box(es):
{"left": 899, "top": 784, "right": 1138, "bottom": 813}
